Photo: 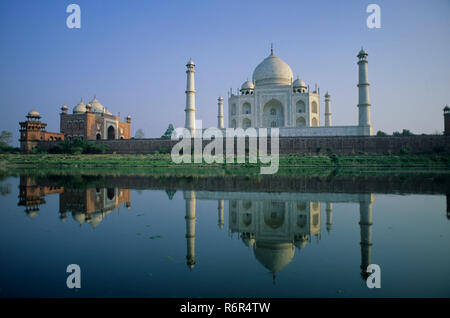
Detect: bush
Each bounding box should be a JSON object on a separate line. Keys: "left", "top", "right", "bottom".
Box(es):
{"left": 376, "top": 130, "right": 388, "bottom": 136}
{"left": 399, "top": 146, "right": 411, "bottom": 155}
{"left": 49, "top": 139, "right": 109, "bottom": 154}
{"left": 329, "top": 154, "right": 339, "bottom": 164}
{"left": 402, "top": 129, "right": 414, "bottom": 136}
{"left": 158, "top": 146, "right": 170, "bottom": 154}
{"left": 0, "top": 143, "right": 20, "bottom": 154}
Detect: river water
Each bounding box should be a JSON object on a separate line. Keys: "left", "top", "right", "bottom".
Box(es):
{"left": 0, "top": 172, "right": 449, "bottom": 297}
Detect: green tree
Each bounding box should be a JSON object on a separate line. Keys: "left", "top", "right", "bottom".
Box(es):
{"left": 161, "top": 124, "right": 174, "bottom": 139}
{"left": 401, "top": 129, "right": 414, "bottom": 136}
{"left": 0, "top": 130, "right": 13, "bottom": 146}
{"left": 135, "top": 129, "right": 145, "bottom": 139}
{"left": 376, "top": 130, "right": 387, "bottom": 136}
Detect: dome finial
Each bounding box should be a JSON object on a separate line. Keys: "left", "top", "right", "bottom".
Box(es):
{"left": 270, "top": 43, "right": 274, "bottom": 56}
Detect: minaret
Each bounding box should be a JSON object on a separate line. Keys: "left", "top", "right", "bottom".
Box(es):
{"left": 184, "top": 191, "right": 197, "bottom": 270}
{"left": 357, "top": 48, "right": 371, "bottom": 127}
{"left": 359, "top": 194, "right": 374, "bottom": 280}
{"left": 217, "top": 97, "right": 224, "bottom": 129}
{"left": 218, "top": 199, "right": 224, "bottom": 229}
{"left": 324, "top": 92, "right": 332, "bottom": 127}
{"left": 185, "top": 59, "right": 196, "bottom": 136}
{"left": 325, "top": 202, "right": 333, "bottom": 233}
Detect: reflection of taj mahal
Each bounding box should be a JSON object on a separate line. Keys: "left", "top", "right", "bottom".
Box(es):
{"left": 183, "top": 191, "right": 375, "bottom": 281}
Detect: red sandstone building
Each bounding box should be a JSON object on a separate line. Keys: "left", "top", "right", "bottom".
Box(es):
{"left": 60, "top": 97, "right": 131, "bottom": 141}
{"left": 19, "top": 110, "right": 65, "bottom": 152}
{"left": 20, "top": 96, "right": 131, "bottom": 152}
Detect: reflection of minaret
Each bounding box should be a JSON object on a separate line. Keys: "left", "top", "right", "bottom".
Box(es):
{"left": 185, "top": 191, "right": 197, "bottom": 270}
{"left": 446, "top": 193, "right": 450, "bottom": 220}
{"left": 325, "top": 203, "right": 333, "bottom": 233}
{"left": 218, "top": 200, "right": 224, "bottom": 229}
{"left": 359, "top": 195, "right": 373, "bottom": 280}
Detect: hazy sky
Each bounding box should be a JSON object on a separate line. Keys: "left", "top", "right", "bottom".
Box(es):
{"left": 1, "top": 0, "right": 449, "bottom": 144}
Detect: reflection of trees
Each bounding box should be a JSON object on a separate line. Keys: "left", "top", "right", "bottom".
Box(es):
{"left": 0, "top": 183, "right": 11, "bottom": 195}
{"left": 165, "top": 189, "right": 176, "bottom": 200}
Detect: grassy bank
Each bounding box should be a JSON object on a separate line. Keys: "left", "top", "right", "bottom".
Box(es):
{"left": 0, "top": 153, "right": 449, "bottom": 178}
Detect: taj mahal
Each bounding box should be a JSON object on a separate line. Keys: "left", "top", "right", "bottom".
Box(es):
{"left": 184, "top": 46, "right": 373, "bottom": 137}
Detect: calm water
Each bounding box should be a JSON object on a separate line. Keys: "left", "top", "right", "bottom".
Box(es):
{"left": 0, "top": 174, "right": 449, "bottom": 297}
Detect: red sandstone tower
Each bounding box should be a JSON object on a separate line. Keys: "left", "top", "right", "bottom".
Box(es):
{"left": 19, "top": 110, "right": 64, "bottom": 153}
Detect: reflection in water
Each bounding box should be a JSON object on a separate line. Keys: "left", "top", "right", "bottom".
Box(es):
{"left": 15, "top": 175, "right": 450, "bottom": 284}
{"left": 18, "top": 176, "right": 131, "bottom": 228}
{"left": 183, "top": 190, "right": 375, "bottom": 282}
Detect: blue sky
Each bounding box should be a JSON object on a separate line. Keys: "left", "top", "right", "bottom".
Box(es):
{"left": 0, "top": 0, "right": 449, "bottom": 143}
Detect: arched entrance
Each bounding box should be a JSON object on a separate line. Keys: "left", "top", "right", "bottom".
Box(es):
{"left": 107, "top": 126, "right": 115, "bottom": 140}
{"left": 263, "top": 99, "right": 284, "bottom": 127}
{"left": 96, "top": 133, "right": 101, "bottom": 140}
{"left": 296, "top": 117, "right": 306, "bottom": 127}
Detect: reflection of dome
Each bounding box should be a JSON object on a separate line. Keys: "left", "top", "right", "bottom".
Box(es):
{"left": 241, "top": 233, "right": 255, "bottom": 247}
{"left": 26, "top": 210, "right": 39, "bottom": 218}
{"left": 59, "top": 213, "right": 67, "bottom": 222}
{"left": 72, "top": 212, "right": 85, "bottom": 224}
{"left": 294, "top": 235, "right": 308, "bottom": 250}
{"left": 89, "top": 212, "right": 103, "bottom": 228}
{"left": 253, "top": 241, "right": 294, "bottom": 273}
{"left": 73, "top": 101, "right": 86, "bottom": 114}
{"left": 253, "top": 52, "right": 293, "bottom": 86}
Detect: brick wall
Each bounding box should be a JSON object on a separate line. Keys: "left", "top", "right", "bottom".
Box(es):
{"left": 34, "top": 135, "right": 450, "bottom": 155}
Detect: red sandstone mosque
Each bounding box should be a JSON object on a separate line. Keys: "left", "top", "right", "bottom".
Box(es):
{"left": 20, "top": 96, "right": 131, "bottom": 152}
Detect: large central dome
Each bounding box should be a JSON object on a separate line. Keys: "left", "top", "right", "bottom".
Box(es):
{"left": 252, "top": 51, "right": 293, "bottom": 87}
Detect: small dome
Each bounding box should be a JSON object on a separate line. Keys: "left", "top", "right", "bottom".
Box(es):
{"left": 444, "top": 105, "right": 450, "bottom": 111}
{"left": 27, "top": 110, "right": 40, "bottom": 118}
{"left": 241, "top": 80, "right": 254, "bottom": 90}
{"left": 186, "top": 59, "right": 195, "bottom": 67}
{"left": 89, "top": 97, "right": 106, "bottom": 113}
{"left": 324, "top": 91, "right": 330, "bottom": 98}
{"left": 358, "top": 47, "right": 368, "bottom": 58}
{"left": 126, "top": 115, "right": 131, "bottom": 120}
{"left": 61, "top": 105, "right": 68, "bottom": 111}
{"left": 73, "top": 101, "right": 86, "bottom": 114}
{"left": 293, "top": 78, "right": 306, "bottom": 88}
{"left": 253, "top": 52, "right": 293, "bottom": 87}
